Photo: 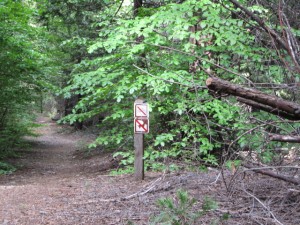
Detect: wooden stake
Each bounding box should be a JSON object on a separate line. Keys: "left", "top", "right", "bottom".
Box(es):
{"left": 134, "top": 133, "right": 144, "bottom": 180}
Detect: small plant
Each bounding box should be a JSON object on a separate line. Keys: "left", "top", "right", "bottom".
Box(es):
{"left": 150, "top": 189, "right": 218, "bottom": 225}
{"left": 108, "top": 151, "right": 134, "bottom": 175}
{"left": 0, "top": 162, "right": 16, "bottom": 175}
{"left": 110, "top": 166, "right": 134, "bottom": 175}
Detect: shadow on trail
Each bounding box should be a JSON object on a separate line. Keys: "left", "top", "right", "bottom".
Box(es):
{"left": 0, "top": 117, "right": 113, "bottom": 186}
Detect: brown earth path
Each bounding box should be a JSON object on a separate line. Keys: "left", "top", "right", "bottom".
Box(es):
{"left": 0, "top": 117, "right": 295, "bottom": 225}
{"left": 0, "top": 117, "right": 161, "bottom": 224}
{"left": 1, "top": 117, "right": 219, "bottom": 225}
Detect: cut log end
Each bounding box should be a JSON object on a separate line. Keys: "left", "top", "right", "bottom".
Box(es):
{"left": 206, "top": 77, "right": 213, "bottom": 86}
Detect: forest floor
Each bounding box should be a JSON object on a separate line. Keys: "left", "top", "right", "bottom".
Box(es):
{"left": 0, "top": 117, "right": 299, "bottom": 225}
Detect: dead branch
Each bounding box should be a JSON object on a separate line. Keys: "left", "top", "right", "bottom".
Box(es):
{"left": 268, "top": 133, "right": 300, "bottom": 143}
{"left": 242, "top": 163, "right": 300, "bottom": 185}
{"left": 228, "top": 0, "right": 300, "bottom": 69}
{"left": 237, "top": 97, "right": 297, "bottom": 120}
{"left": 72, "top": 175, "right": 165, "bottom": 204}
{"left": 228, "top": 0, "right": 286, "bottom": 48}
{"left": 206, "top": 77, "right": 300, "bottom": 120}
{"left": 242, "top": 185, "right": 284, "bottom": 225}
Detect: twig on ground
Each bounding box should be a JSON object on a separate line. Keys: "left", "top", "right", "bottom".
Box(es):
{"left": 210, "top": 172, "right": 221, "bottom": 185}
{"left": 121, "top": 176, "right": 163, "bottom": 200}
{"left": 72, "top": 175, "right": 166, "bottom": 204}
{"left": 242, "top": 185, "right": 284, "bottom": 225}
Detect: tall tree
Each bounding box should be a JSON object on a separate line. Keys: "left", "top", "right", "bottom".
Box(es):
{"left": 0, "top": 0, "right": 55, "bottom": 156}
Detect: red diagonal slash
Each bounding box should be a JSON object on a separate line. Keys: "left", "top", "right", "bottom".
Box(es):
{"left": 136, "top": 119, "right": 147, "bottom": 131}
{"left": 137, "top": 106, "right": 147, "bottom": 116}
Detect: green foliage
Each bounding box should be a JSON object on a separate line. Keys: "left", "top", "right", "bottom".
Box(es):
{"left": 0, "top": 0, "right": 57, "bottom": 159}
{"left": 0, "top": 162, "right": 16, "bottom": 175}
{"left": 110, "top": 151, "right": 135, "bottom": 175}
{"left": 113, "top": 151, "right": 135, "bottom": 167}
{"left": 0, "top": 113, "right": 39, "bottom": 158}
{"left": 59, "top": 0, "right": 268, "bottom": 168}
{"left": 48, "top": 0, "right": 299, "bottom": 172}
{"left": 110, "top": 166, "right": 134, "bottom": 176}
{"left": 1, "top": 0, "right": 297, "bottom": 177}
{"left": 150, "top": 189, "right": 218, "bottom": 225}
{"left": 225, "top": 160, "right": 242, "bottom": 171}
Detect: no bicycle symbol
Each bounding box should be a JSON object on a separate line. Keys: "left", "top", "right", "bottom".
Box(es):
{"left": 134, "top": 118, "right": 149, "bottom": 133}
{"left": 134, "top": 102, "right": 149, "bottom": 134}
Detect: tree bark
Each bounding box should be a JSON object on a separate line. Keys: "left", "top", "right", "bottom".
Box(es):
{"left": 268, "top": 133, "right": 300, "bottom": 143}
{"left": 133, "top": 0, "right": 143, "bottom": 16}
{"left": 243, "top": 163, "right": 300, "bottom": 185}
{"left": 237, "top": 97, "right": 298, "bottom": 120}
{"left": 206, "top": 77, "right": 300, "bottom": 120}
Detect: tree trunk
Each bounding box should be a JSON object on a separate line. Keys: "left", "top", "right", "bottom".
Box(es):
{"left": 206, "top": 77, "right": 300, "bottom": 120}
{"left": 133, "top": 0, "right": 142, "bottom": 16}
{"left": 268, "top": 134, "right": 300, "bottom": 143}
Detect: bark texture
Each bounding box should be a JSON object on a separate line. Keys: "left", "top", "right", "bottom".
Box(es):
{"left": 268, "top": 133, "right": 300, "bottom": 143}
{"left": 206, "top": 77, "right": 300, "bottom": 120}
{"left": 243, "top": 163, "right": 300, "bottom": 185}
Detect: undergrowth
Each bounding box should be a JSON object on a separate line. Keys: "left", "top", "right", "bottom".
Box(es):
{"left": 127, "top": 189, "right": 228, "bottom": 225}
{"left": 150, "top": 189, "right": 219, "bottom": 225}
{"left": 0, "top": 113, "right": 40, "bottom": 174}
{"left": 0, "top": 161, "right": 16, "bottom": 175}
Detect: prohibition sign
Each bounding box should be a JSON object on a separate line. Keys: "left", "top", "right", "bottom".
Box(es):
{"left": 134, "top": 118, "right": 149, "bottom": 133}
{"left": 134, "top": 103, "right": 149, "bottom": 117}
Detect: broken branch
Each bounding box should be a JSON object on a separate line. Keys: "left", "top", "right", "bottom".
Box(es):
{"left": 268, "top": 133, "right": 300, "bottom": 143}
{"left": 243, "top": 163, "right": 300, "bottom": 185}
{"left": 206, "top": 77, "right": 300, "bottom": 120}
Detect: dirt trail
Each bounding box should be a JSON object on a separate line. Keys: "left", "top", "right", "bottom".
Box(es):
{"left": 0, "top": 117, "right": 100, "bottom": 186}
{"left": 0, "top": 117, "right": 137, "bottom": 224}
{"left": 0, "top": 117, "right": 220, "bottom": 225}
{"left": 0, "top": 117, "right": 296, "bottom": 225}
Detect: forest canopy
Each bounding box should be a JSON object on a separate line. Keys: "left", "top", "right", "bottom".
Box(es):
{"left": 1, "top": 0, "right": 299, "bottom": 176}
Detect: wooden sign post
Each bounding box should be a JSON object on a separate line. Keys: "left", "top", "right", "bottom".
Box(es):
{"left": 134, "top": 99, "right": 149, "bottom": 180}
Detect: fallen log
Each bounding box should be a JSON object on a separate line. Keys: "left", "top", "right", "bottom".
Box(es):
{"left": 237, "top": 97, "right": 297, "bottom": 120}
{"left": 206, "top": 77, "right": 300, "bottom": 120}
{"left": 243, "top": 163, "right": 300, "bottom": 186}
{"left": 268, "top": 134, "right": 300, "bottom": 143}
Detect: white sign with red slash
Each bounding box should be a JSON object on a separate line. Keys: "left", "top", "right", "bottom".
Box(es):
{"left": 134, "top": 118, "right": 149, "bottom": 133}
{"left": 134, "top": 103, "right": 149, "bottom": 118}
{"left": 134, "top": 102, "right": 149, "bottom": 134}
